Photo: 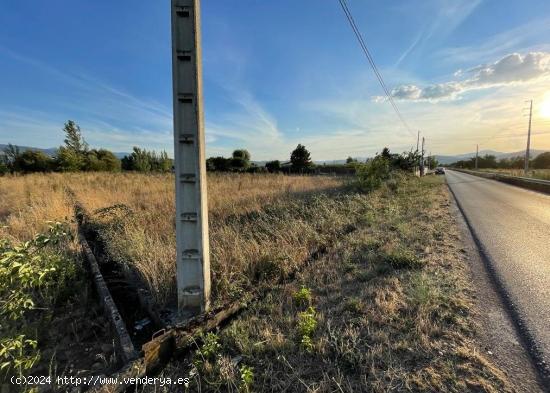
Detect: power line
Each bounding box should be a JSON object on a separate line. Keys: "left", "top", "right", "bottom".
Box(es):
{"left": 337, "top": 0, "right": 415, "bottom": 138}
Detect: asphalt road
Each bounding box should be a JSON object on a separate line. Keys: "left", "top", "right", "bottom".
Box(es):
{"left": 446, "top": 170, "right": 550, "bottom": 375}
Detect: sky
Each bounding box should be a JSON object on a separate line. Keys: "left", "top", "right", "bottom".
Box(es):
{"left": 1, "top": 0, "right": 550, "bottom": 161}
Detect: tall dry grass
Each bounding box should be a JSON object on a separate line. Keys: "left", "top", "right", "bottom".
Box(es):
{"left": 1, "top": 172, "right": 346, "bottom": 307}
{"left": 0, "top": 174, "right": 74, "bottom": 242}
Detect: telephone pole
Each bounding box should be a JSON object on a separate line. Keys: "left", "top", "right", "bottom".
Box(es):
{"left": 416, "top": 130, "right": 420, "bottom": 152}
{"left": 524, "top": 99, "right": 533, "bottom": 175}
{"left": 475, "top": 144, "right": 478, "bottom": 170}
{"left": 171, "top": 0, "right": 211, "bottom": 314}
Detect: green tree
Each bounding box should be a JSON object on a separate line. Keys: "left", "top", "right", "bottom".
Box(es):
{"left": 56, "top": 121, "right": 88, "bottom": 171}
{"left": 122, "top": 147, "right": 152, "bottom": 172}
{"left": 15, "top": 150, "right": 53, "bottom": 173}
{"left": 63, "top": 120, "right": 88, "bottom": 153}
{"left": 346, "top": 156, "right": 357, "bottom": 165}
{"left": 381, "top": 147, "right": 392, "bottom": 160}
{"left": 206, "top": 156, "right": 232, "bottom": 172}
{"left": 290, "top": 144, "right": 312, "bottom": 172}
{"left": 85, "top": 149, "right": 121, "bottom": 172}
{"left": 2, "top": 144, "right": 21, "bottom": 172}
{"left": 532, "top": 152, "right": 550, "bottom": 169}
{"left": 265, "top": 160, "right": 281, "bottom": 173}
{"left": 151, "top": 151, "right": 173, "bottom": 172}
{"left": 231, "top": 149, "right": 251, "bottom": 170}
{"left": 427, "top": 155, "right": 438, "bottom": 169}
{"left": 55, "top": 147, "right": 84, "bottom": 172}
{"left": 0, "top": 155, "right": 8, "bottom": 175}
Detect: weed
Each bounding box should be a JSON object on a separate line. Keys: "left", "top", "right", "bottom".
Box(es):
{"left": 342, "top": 297, "right": 364, "bottom": 315}
{"left": 197, "top": 332, "right": 221, "bottom": 361}
{"left": 0, "top": 222, "right": 77, "bottom": 382}
{"left": 384, "top": 249, "right": 424, "bottom": 270}
{"left": 0, "top": 335, "right": 39, "bottom": 378}
{"left": 292, "top": 286, "right": 312, "bottom": 307}
{"left": 239, "top": 365, "right": 254, "bottom": 392}
{"left": 297, "top": 307, "right": 317, "bottom": 352}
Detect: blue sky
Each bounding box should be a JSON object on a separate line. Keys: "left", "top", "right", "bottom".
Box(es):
{"left": 1, "top": 0, "right": 550, "bottom": 161}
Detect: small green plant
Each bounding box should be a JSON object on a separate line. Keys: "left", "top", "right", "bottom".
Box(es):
{"left": 297, "top": 307, "right": 317, "bottom": 352}
{"left": 0, "top": 222, "right": 74, "bottom": 319}
{"left": 196, "top": 332, "right": 221, "bottom": 361}
{"left": 383, "top": 249, "right": 423, "bottom": 270}
{"left": 0, "top": 222, "right": 76, "bottom": 382}
{"left": 292, "top": 286, "right": 312, "bottom": 307}
{"left": 0, "top": 335, "right": 39, "bottom": 377}
{"left": 342, "top": 297, "right": 364, "bottom": 315}
{"left": 239, "top": 364, "right": 254, "bottom": 392}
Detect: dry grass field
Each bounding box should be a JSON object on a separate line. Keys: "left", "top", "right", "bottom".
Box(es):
{"left": 0, "top": 172, "right": 518, "bottom": 391}
{"left": 0, "top": 172, "right": 346, "bottom": 308}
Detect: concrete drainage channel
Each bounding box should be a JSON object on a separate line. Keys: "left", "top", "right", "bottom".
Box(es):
{"left": 74, "top": 200, "right": 360, "bottom": 392}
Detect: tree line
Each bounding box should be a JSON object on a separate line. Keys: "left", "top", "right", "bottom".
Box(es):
{"left": 206, "top": 143, "right": 314, "bottom": 173}
{"left": 448, "top": 152, "right": 550, "bottom": 170}
{"left": 0, "top": 121, "right": 173, "bottom": 175}
{"left": 1, "top": 120, "right": 446, "bottom": 177}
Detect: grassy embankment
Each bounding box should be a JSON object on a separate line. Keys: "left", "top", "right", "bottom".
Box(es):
{"left": 145, "top": 175, "right": 515, "bottom": 393}
{"left": 477, "top": 168, "right": 550, "bottom": 181}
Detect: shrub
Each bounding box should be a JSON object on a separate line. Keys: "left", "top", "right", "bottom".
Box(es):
{"left": 532, "top": 152, "right": 550, "bottom": 169}
{"left": 14, "top": 150, "right": 54, "bottom": 173}
{"left": 0, "top": 159, "right": 8, "bottom": 176}
{"left": 121, "top": 147, "right": 172, "bottom": 172}
{"left": 85, "top": 149, "right": 121, "bottom": 172}
{"left": 265, "top": 160, "right": 281, "bottom": 173}
{"left": 356, "top": 155, "right": 392, "bottom": 191}
{"left": 56, "top": 146, "right": 85, "bottom": 172}
{"left": 0, "top": 222, "right": 77, "bottom": 380}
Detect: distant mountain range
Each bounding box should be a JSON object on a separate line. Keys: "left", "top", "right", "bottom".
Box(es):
{"left": 315, "top": 149, "right": 550, "bottom": 166}
{"left": 435, "top": 149, "right": 549, "bottom": 165}
{"left": 0, "top": 144, "right": 130, "bottom": 159}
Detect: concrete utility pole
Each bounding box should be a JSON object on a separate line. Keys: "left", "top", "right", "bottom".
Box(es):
{"left": 525, "top": 99, "right": 533, "bottom": 175}
{"left": 420, "top": 137, "right": 425, "bottom": 176}
{"left": 171, "top": 0, "right": 211, "bottom": 314}
{"left": 475, "top": 144, "right": 479, "bottom": 170}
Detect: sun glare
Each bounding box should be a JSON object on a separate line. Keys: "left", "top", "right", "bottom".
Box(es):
{"left": 540, "top": 94, "right": 550, "bottom": 118}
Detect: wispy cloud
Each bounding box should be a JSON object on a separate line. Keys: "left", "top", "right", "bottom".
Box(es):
{"left": 395, "top": 0, "right": 483, "bottom": 66}
{"left": 387, "top": 52, "right": 550, "bottom": 102}
{"left": 0, "top": 46, "right": 173, "bottom": 152}
{"left": 436, "top": 17, "right": 550, "bottom": 65}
